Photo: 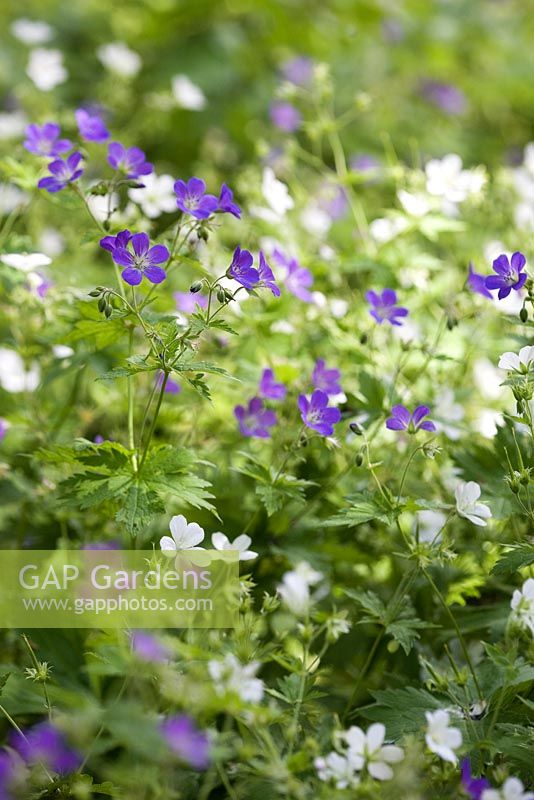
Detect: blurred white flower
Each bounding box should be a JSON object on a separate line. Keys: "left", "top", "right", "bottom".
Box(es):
{"left": 300, "top": 204, "right": 331, "bottom": 236}
{"left": 97, "top": 42, "right": 141, "bottom": 78}
{"left": 87, "top": 193, "right": 119, "bottom": 223}
{"left": 330, "top": 298, "right": 349, "bottom": 318}
{"left": 510, "top": 578, "right": 534, "bottom": 637}
{"left": 369, "top": 216, "right": 408, "bottom": 243}
{"left": 52, "top": 345, "right": 74, "bottom": 359}
{"left": 270, "top": 319, "right": 295, "bottom": 335}
{"left": 0, "top": 183, "right": 28, "bottom": 215}
{"left": 211, "top": 532, "right": 257, "bottom": 561}
{"left": 0, "top": 348, "right": 40, "bottom": 393}
{"left": 0, "top": 111, "right": 28, "bottom": 140}
{"left": 294, "top": 561, "right": 322, "bottom": 585}
{"left": 128, "top": 173, "right": 176, "bottom": 219}
{"left": 315, "top": 752, "right": 360, "bottom": 789}
{"left": 455, "top": 481, "right": 491, "bottom": 526}
{"left": 425, "top": 709, "right": 462, "bottom": 764}
{"left": 160, "top": 515, "right": 205, "bottom": 555}
{"left": 172, "top": 75, "right": 206, "bottom": 110}
{"left": 474, "top": 408, "right": 503, "bottom": 439}
{"left": 11, "top": 18, "right": 53, "bottom": 45}
{"left": 0, "top": 253, "right": 51, "bottom": 272}
{"left": 473, "top": 358, "right": 504, "bottom": 400}
{"left": 414, "top": 509, "right": 447, "bottom": 543}
{"left": 498, "top": 346, "right": 534, "bottom": 373}
{"left": 208, "top": 654, "right": 264, "bottom": 702}
{"left": 433, "top": 388, "right": 464, "bottom": 440}
{"left": 482, "top": 777, "right": 534, "bottom": 800}
{"left": 425, "top": 153, "right": 486, "bottom": 205}
{"left": 261, "top": 167, "right": 294, "bottom": 217}
{"left": 39, "top": 228, "right": 65, "bottom": 258}
{"left": 397, "top": 189, "right": 431, "bottom": 217}
{"left": 27, "top": 48, "right": 67, "bottom": 91}
{"left": 343, "top": 723, "right": 404, "bottom": 781}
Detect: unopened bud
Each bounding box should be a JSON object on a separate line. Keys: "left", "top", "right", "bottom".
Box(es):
{"left": 520, "top": 307, "right": 528, "bottom": 323}
{"left": 355, "top": 453, "right": 364, "bottom": 466}
{"left": 190, "top": 281, "right": 203, "bottom": 293}
{"left": 216, "top": 288, "right": 226, "bottom": 304}
{"left": 349, "top": 422, "right": 363, "bottom": 435}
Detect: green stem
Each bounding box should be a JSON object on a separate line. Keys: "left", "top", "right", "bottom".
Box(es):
{"left": 137, "top": 372, "right": 168, "bottom": 474}
{"left": 127, "top": 326, "right": 138, "bottom": 473}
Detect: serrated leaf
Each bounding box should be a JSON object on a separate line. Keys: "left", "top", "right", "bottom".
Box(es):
{"left": 492, "top": 546, "right": 534, "bottom": 575}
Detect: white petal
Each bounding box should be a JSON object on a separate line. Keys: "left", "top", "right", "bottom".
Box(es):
{"left": 211, "top": 532, "right": 229, "bottom": 551}
{"left": 366, "top": 723, "right": 386, "bottom": 752}
{"left": 518, "top": 345, "right": 534, "bottom": 366}
{"left": 169, "top": 514, "right": 187, "bottom": 544}
{"left": 381, "top": 745, "right": 404, "bottom": 763}
{"left": 498, "top": 352, "right": 520, "bottom": 370}
{"left": 233, "top": 534, "right": 252, "bottom": 552}
{"left": 368, "top": 761, "right": 393, "bottom": 781}
{"left": 343, "top": 725, "right": 365, "bottom": 753}
{"left": 463, "top": 512, "right": 488, "bottom": 527}
{"left": 182, "top": 522, "right": 205, "bottom": 549}
{"left": 239, "top": 550, "right": 258, "bottom": 561}
{"left": 159, "top": 536, "right": 176, "bottom": 555}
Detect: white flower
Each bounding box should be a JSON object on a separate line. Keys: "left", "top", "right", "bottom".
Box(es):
{"left": 128, "top": 173, "right": 176, "bottom": 219}
{"left": 482, "top": 777, "right": 534, "bottom": 800}
{"left": 299, "top": 205, "right": 331, "bottom": 236}
{"left": 172, "top": 75, "right": 206, "bottom": 110}
{"left": 510, "top": 578, "right": 534, "bottom": 637}
{"left": 455, "top": 481, "right": 492, "bottom": 527}
{"left": 1, "top": 253, "right": 52, "bottom": 272}
{"left": 397, "top": 189, "right": 431, "bottom": 217}
{"left": 498, "top": 346, "right": 534, "bottom": 373}
{"left": 87, "top": 193, "right": 119, "bottom": 223}
{"left": 277, "top": 570, "right": 311, "bottom": 616}
{"left": 425, "top": 154, "right": 486, "bottom": 205}
{"left": 315, "top": 752, "right": 360, "bottom": 789}
{"left": 160, "top": 515, "right": 205, "bottom": 555}
{"left": 0, "top": 184, "right": 28, "bottom": 215}
{"left": 0, "top": 348, "right": 40, "bottom": 393}
{"left": 414, "top": 509, "right": 447, "bottom": 543}
{"left": 27, "top": 48, "right": 67, "bottom": 91}
{"left": 39, "top": 228, "right": 65, "bottom": 258}
{"left": 211, "top": 532, "right": 257, "bottom": 561}
{"left": 208, "top": 654, "right": 264, "bottom": 702}
{"left": 425, "top": 710, "right": 462, "bottom": 763}
{"left": 0, "top": 111, "right": 28, "bottom": 140}
{"left": 343, "top": 723, "right": 404, "bottom": 780}
{"left": 294, "top": 561, "right": 322, "bottom": 585}
{"left": 433, "top": 388, "right": 465, "bottom": 440}
{"left": 52, "top": 345, "right": 74, "bottom": 359}
{"left": 369, "top": 215, "right": 408, "bottom": 243}
{"left": 97, "top": 42, "right": 141, "bottom": 78}
{"left": 473, "top": 358, "right": 505, "bottom": 400}
{"left": 11, "top": 18, "right": 53, "bottom": 45}
{"left": 262, "top": 167, "right": 294, "bottom": 217}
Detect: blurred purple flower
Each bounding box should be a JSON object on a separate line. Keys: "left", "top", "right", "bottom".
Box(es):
{"left": 112, "top": 232, "right": 169, "bottom": 286}
{"left": 100, "top": 229, "right": 132, "bottom": 253}
{"left": 386, "top": 405, "right": 436, "bottom": 433}
{"left": 382, "top": 18, "right": 405, "bottom": 43}
{"left": 174, "top": 177, "right": 218, "bottom": 219}
{"left": 269, "top": 102, "right": 301, "bottom": 133}
{"left": 82, "top": 541, "right": 120, "bottom": 550}
{"left": 234, "top": 397, "right": 277, "bottom": 438}
{"left": 281, "top": 56, "right": 313, "bottom": 85}
{"left": 467, "top": 262, "right": 492, "bottom": 299}
{"left": 0, "top": 419, "right": 8, "bottom": 441}
{"left": 421, "top": 81, "right": 468, "bottom": 115}
{"left": 218, "top": 183, "right": 241, "bottom": 218}
{"left": 157, "top": 372, "right": 181, "bottom": 395}
{"left": 174, "top": 291, "right": 208, "bottom": 313}
{"left": 273, "top": 249, "right": 314, "bottom": 302}
{"left": 23, "top": 122, "right": 72, "bottom": 157}
{"left": 107, "top": 142, "right": 153, "bottom": 179}
{"left": 312, "top": 359, "right": 342, "bottom": 396}
{"left": 132, "top": 631, "right": 170, "bottom": 663}
{"left": 258, "top": 251, "right": 280, "bottom": 296}
{"left": 318, "top": 181, "right": 348, "bottom": 220}
{"left": 75, "top": 108, "right": 110, "bottom": 143}
{"left": 298, "top": 389, "right": 341, "bottom": 436}
{"left": 32, "top": 273, "right": 53, "bottom": 298}
{"left": 259, "top": 368, "right": 286, "bottom": 400}
{"left": 161, "top": 715, "right": 210, "bottom": 770}
{"left": 13, "top": 722, "right": 80, "bottom": 774}
{"left": 350, "top": 153, "right": 380, "bottom": 173}
{"left": 37, "top": 152, "right": 84, "bottom": 193}
{"left": 366, "top": 289, "right": 408, "bottom": 326}
{"left": 461, "top": 759, "right": 490, "bottom": 800}
{"left": 485, "top": 251, "right": 527, "bottom": 299}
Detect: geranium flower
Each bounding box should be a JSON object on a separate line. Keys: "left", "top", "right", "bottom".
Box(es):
{"left": 97, "top": 42, "right": 141, "bottom": 77}
{"left": 482, "top": 777, "right": 534, "bottom": 800}
{"left": 27, "top": 49, "right": 67, "bottom": 91}
{"left": 107, "top": 142, "right": 153, "bottom": 179}
{"left": 386, "top": 405, "right": 436, "bottom": 433}
{"left": 277, "top": 570, "right": 311, "bottom": 616}
{"left": 366, "top": 289, "right": 408, "bottom": 325}
{"left": 269, "top": 101, "right": 301, "bottom": 132}
{"left": 298, "top": 389, "right": 341, "bottom": 436}
{"left": 421, "top": 81, "right": 467, "bottom": 115}
{"left": 112, "top": 232, "right": 169, "bottom": 285}
{"left": 0, "top": 418, "right": 9, "bottom": 441}
{"left": 312, "top": 359, "right": 342, "bottom": 396}
{"left": 234, "top": 397, "right": 277, "bottom": 438}
{"left": 208, "top": 653, "right": 264, "bottom": 701}
{"left": 468, "top": 262, "right": 493, "bottom": 299}
{"left": 281, "top": 56, "right": 314, "bottom": 86}
{"left": 343, "top": 723, "right": 404, "bottom": 781}
{"left": 315, "top": 752, "right": 360, "bottom": 789}
{"left": 218, "top": 183, "right": 241, "bottom": 218}
{"left": 1, "top": 252, "right": 52, "bottom": 271}
{"left": 128, "top": 173, "right": 177, "bottom": 218}
{"left": 455, "top": 481, "right": 491, "bottom": 527}
{"left": 23, "top": 122, "right": 71, "bottom": 157}
{"left": 174, "top": 177, "right": 218, "bottom": 219}
{"left": 172, "top": 75, "right": 206, "bottom": 110}
{"left": 259, "top": 368, "right": 286, "bottom": 400}
{"left": 485, "top": 252, "right": 527, "bottom": 299}
{"left": 13, "top": 722, "right": 80, "bottom": 774}
{"left": 99, "top": 229, "right": 132, "bottom": 253}
{"left": 511, "top": 578, "right": 534, "bottom": 637}
{"left": 498, "top": 345, "right": 534, "bottom": 373}
{"left": 75, "top": 108, "right": 110, "bottom": 143}
{"left": 0, "top": 348, "right": 40, "bottom": 393}
{"left": 272, "top": 249, "right": 314, "bottom": 302}
{"left": 461, "top": 759, "right": 490, "bottom": 800}
{"left": 261, "top": 167, "right": 294, "bottom": 216}
{"left": 228, "top": 248, "right": 280, "bottom": 295}
{"left": 425, "top": 710, "right": 462, "bottom": 764}
{"left": 174, "top": 291, "right": 208, "bottom": 313}
{"left": 211, "top": 532, "right": 257, "bottom": 561}
{"left": 37, "top": 152, "right": 84, "bottom": 193}
{"left": 131, "top": 631, "right": 170, "bottom": 663}
{"left": 160, "top": 715, "right": 210, "bottom": 770}
{"left": 160, "top": 515, "right": 205, "bottom": 558}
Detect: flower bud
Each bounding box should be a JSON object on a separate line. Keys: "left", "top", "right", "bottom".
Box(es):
{"left": 190, "top": 281, "right": 203, "bottom": 293}
{"left": 520, "top": 307, "right": 528, "bottom": 322}
{"left": 355, "top": 453, "right": 364, "bottom": 466}
{"left": 98, "top": 297, "right": 107, "bottom": 313}
{"left": 349, "top": 422, "right": 363, "bottom": 435}
{"left": 216, "top": 288, "right": 226, "bottom": 304}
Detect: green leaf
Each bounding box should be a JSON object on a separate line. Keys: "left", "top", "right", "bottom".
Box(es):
{"left": 492, "top": 546, "right": 534, "bottom": 575}
{"left": 324, "top": 491, "right": 395, "bottom": 528}
{"left": 360, "top": 687, "right": 446, "bottom": 738}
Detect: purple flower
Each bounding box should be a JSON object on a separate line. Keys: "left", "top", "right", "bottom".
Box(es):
{"left": 273, "top": 249, "right": 314, "bottom": 302}
{"left": 281, "top": 56, "right": 314, "bottom": 86}
{"left": 234, "top": 397, "right": 277, "bottom": 438}
{"left": 75, "top": 108, "right": 110, "bottom": 143}
{"left": 32, "top": 273, "right": 53, "bottom": 298}
{"left": 386, "top": 405, "right": 436, "bottom": 433}
{"left": 160, "top": 715, "right": 210, "bottom": 770}
{"left": 174, "top": 291, "right": 208, "bottom": 313}
{"left": 312, "top": 359, "right": 342, "bottom": 396}
{"left": 350, "top": 153, "right": 380, "bottom": 173}
{"left": 366, "top": 289, "right": 408, "bottom": 326}
{"left": 132, "top": 631, "right": 170, "bottom": 663}
{"left": 228, "top": 246, "right": 259, "bottom": 290}
{"left": 174, "top": 177, "right": 218, "bottom": 219}
{"left": 485, "top": 251, "right": 527, "bottom": 299}
{"left": 318, "top": 181, "right": 348, "bottom": 220}
{"left": 298, "top": 389, "right": 341, "bottom": 436}
{"left": 112, "top": 232, "right": 169, "bottom": 286}
{"left": 421, "top": 81, "right": 468, "bottom": 115}
{"left": 13, "top": 722, "right": 80, "bottom": 774}
{"left": 467, "top": 262, "right": 493, "bottom": 299}
{"left": 0, "top": 419, "right": 9, "bottom": 441}
{"left": 23, "top": 122, "right": 72, "bottom": 157}
{"left": 107, "top": 142, "right": 153, "bottom": 179}
{"left": 218, "top": 183, "right": 241, "bottom": 218}
{"left": 37, "top": 152, "right": 84, "bottom": 193}
{"left": 258, "top": 251, "right": 280, "bottom": 296}
{"left": 99, "top": 229, "right": 132, "bottom": 253}
{"left": 259, "top": 368, "right": 286, "bottom": 400}
{"left": 269, "top": 101, "right": 301, "bottom": 133}
{"left": 82, "top": 541, "right": 120, "bottom": 550}
{"left": 157, "top": 371, "right": 181, "bottom": 395}
{"left": 461, "top": 759, "right": 490, "bottom": 800}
